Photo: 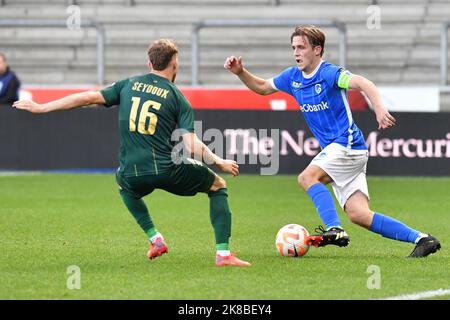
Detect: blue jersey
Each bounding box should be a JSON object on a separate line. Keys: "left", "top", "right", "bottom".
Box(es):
{"left": 270, "top": 60, "right": 367, "bottom": 150}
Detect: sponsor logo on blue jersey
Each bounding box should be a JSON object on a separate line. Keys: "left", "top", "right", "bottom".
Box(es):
{"left": 300, "top": 101, "right": 329, "bottom": 113}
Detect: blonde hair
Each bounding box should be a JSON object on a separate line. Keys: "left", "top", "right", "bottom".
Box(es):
{"left": 291, "top": 25, "right": 325, "bottom": 56}
{"left": 147, "top": 39, "right": 178, "bottom": 70}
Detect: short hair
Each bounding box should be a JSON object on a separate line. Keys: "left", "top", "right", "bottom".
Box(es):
{"left": 147, "top": 39, "right": 178, "bottom": 71}
{"left": 0, "top": 52, "right": 6, "bottom": 61}
{"left": 290, "top": 25, "right": 325, "bottom": 56}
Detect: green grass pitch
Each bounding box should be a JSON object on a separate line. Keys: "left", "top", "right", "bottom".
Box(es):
{"left": 1, "top": 174, "right": 449, "bottom": 300}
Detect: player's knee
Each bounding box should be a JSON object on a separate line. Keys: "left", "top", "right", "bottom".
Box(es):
{"left": 297, "top": 172, "right": 311, "bottom": 191}
{"left": 210, "top": 175, "right": 226, "bottom": 192}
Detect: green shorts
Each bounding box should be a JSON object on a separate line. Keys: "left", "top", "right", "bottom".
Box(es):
{"left": 116, "top": 158, "right": 216, "bottom": 198}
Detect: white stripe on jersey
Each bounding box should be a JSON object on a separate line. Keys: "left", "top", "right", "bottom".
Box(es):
{"left": 269, "top": 78, "right": 278, "bottom": 91}
{"left": 340, "top": 89, "right": 354, "bottom": 148}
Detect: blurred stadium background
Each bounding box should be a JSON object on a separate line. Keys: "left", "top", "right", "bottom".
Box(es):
{"left": 1, "top": 0, "right": 450, "bottom": 173}
{"left": 1, "top": 0, "right": 450, "bottom": 301}
{"left": 0, "top": 0, "right": 449, "bottom": 90}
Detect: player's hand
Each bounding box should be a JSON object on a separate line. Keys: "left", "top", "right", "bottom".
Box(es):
{"left": 375, "top": 108, "right": 396, "bottom": 130}
{"left": 224, "top": 56, "right": 244, "bottom": 75}
{"left": 13, "top": 100, "right": 45, "bottom": 113}
{"left": 216, "top": 159, "right": 240, "bottom": 177}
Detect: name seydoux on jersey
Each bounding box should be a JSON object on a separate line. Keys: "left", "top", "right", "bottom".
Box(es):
{"left": 131, "top": 81, "right": 170, "bottom": 99}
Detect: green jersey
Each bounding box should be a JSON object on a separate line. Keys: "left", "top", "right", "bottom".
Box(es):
{"left": 101, "top": 73, "right": 194, "bottom": 177}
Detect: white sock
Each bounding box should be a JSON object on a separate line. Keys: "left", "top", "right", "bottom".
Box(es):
{"left": 150, "top": 233, "right": 164, "bottom": 244}
{"left": 414, "top": 233, "right": 428, "bottom": 244}
{"left": 217, "top": 250, "right": 230, "bottom": 257}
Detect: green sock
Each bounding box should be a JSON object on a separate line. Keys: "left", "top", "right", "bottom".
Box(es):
{"left": 146, "top": 227, "right": 158, "bottom": 239}
{"left": 119, "top": 189, "right": 155, "bottom": 236}
{"left": 216, "top": 243, "right": 229, "bottom": 251}
{"left": 209, "top": 188, "right": 231, "bottom": 247}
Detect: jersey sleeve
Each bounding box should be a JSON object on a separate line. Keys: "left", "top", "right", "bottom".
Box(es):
{"left": 100, "top": 79, "right": 128, "bottom": 107}
{"left": 176, "top": 92, "right": 195, "bottom": 133}
{"left": 270, "top": 67, "right": 294, "bottom": 96}
{"left": 322, "top": 64, "right": 353, "bottom": 90}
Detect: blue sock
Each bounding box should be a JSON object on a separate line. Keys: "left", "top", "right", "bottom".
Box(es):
{"left": 370, "top": 212, "right": 420, "bottom": 243}
{"left": 306, "top": 183, "right": 341, "bottom": 230}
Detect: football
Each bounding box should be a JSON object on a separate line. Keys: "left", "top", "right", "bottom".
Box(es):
{"left": 275, "top": 224, "right": 310, "bottom": 257}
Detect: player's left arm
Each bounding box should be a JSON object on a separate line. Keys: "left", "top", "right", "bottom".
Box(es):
{"left": 182, "top": 132, "right": 239, "bottom": 177}
{"left": 12, "top": 91, "right": 105, "bottom": 114}
{"left": 346, "top": 74, "right": 396, "bottom": 130}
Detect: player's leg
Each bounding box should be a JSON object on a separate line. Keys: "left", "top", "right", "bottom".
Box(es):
{"left": 343, "top": 191, "right": 373, "bottom": 229}
{"left": 208, "top": 174, "right": 231, "bottom": 253}
{"left": 208, "top": 174, "right": 250, "bottom": 267}
{"left": 116, "top": 172, "right": 167, "bottom": 260}
{"left": 344, "top": 187, "right": 440, "bottom": 258}
{"left": 298, "top": 164, "right": 342, "bottom": 231}
{"left": 298, "top": 164, "right": 350, "bottom": 247}
{"left": 163, "top": 158, "right": 250, "bottom": 266}
{"left": 305, "top": 144, "right": 374, "bottom": 247}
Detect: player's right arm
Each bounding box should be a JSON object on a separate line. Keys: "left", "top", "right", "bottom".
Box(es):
{"left": 224, "top": 56, "right": 277, "bottom": 95}
{"left": 12, "top": 91, "right": 105, "bottom": 114}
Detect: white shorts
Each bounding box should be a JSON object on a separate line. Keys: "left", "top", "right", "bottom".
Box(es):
{"left": 310, "top": 143, "right": 370, "bottom": 208}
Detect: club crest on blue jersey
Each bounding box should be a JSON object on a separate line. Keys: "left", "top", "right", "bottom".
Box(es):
{"left": 315, "top": 83, "right": 322, "bottom": 94}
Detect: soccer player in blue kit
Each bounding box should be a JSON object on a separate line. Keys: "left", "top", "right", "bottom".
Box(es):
{"left": 224, "top": 25, "right": 440, "bottom": 258}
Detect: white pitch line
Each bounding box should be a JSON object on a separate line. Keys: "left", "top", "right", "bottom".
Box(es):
{"left": 0, "top": 171, "right": 42, "bottom": 176}
{"left": 381, "top": 288, "right": 450, "bottom": 300}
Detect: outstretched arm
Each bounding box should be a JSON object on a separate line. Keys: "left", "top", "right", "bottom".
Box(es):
{"left": 182, "top": 132, "right": 239, "bottom": 177}
{"left": 348, "top": 75, "right": 396, "bottom": 130}
{"left": 13, "top": 91, "right": 106, "bottom": 114}
{"left": 224, "top": 56, "right": 277, "bottom": 95}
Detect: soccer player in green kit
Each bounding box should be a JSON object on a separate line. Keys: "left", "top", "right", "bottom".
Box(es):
{"left": 13, "top": 39, "right": 250, "bottom": 267}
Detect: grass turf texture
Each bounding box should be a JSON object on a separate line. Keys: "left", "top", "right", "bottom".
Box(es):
{"left": 1, "top": 174, "right": 449, "bottom": 300}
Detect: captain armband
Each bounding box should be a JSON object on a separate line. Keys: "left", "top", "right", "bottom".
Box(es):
{"left": 337, "top": 71, "right": 353, "bottom": 89}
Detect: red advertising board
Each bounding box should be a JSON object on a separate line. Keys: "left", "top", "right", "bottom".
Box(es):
{"left": 21, "top": 87, "right": 369, "bottom": 111}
